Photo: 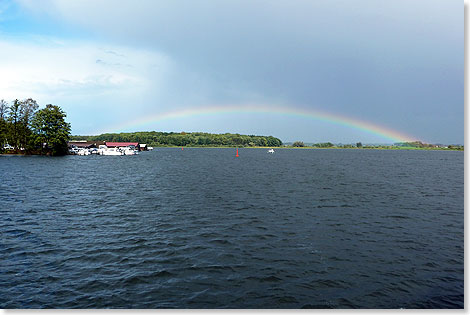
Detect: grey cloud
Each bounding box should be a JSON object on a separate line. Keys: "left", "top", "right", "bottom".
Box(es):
{"left": 17, "top": 0, "right": 463, "bottom": 143}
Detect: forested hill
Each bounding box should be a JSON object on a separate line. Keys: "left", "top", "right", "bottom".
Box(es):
{"left": 71, "top": 131, "right": 283, "bottom": 147}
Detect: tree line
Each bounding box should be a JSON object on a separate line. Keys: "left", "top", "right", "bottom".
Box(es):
{"left": 292, "top": 141, "right": 335, "bottom": 148}
{"left": 72, "top": 131, "right": 283, "bottom": 147}
{"left": 289, "top": 140, "right": 462, "bottom": 150}
{"left": 0, "top": 99, "right": 71, "bottom": 155}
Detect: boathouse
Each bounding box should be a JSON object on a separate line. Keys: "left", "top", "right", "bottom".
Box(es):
{"left": 68, "top": 141, "right": 105, "bottom": 148}
{"left": 105, "top": 142, "right": 140, "bottom": 150}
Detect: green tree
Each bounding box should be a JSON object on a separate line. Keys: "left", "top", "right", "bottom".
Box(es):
{"left": 356, "top": 142, "right": 362, "bottom": 148}
{"left": 0, "top": 99, "right": 8, "bottom": 150}
{"left": 255, "top": 137, "right": 267, "bottom": 146}
{"left": 267, "top": 136, "right": 282, "bottom": 147}
{"left": 292, "top": 141, "right": 304, "bottom": 147}
{"left": 7, "top": 99, "right": 22, "bottom": 149}
{"left": 313, "top": 142, "right": 333, "bottom": 148}
{"left": 19, "top": 98, "right": 39, "bottom": 151}
{"left": 31, "top": 104, "right": 71, "bottom": 155}
{"left": 232, "top": 135, "right": 243, "bottom": 146}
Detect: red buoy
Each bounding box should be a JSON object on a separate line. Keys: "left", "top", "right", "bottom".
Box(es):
{"left": 182, "top": 147, "right": 184, "bottom": 150}
{"left": 236, "top": 148, "right": 239, "bottom": 157}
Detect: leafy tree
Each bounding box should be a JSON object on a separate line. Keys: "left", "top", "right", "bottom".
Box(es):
{"left": 292, "top": 141, "right": 305, "bottom": 147}
{"left": 19, "top": 98, "right": 39, "bottom": 151}
{"left": 267, "top": 136, "right": 282, "bottom": 147}
{"left": 313, "top": 142, "right": 334, "bottom": 148}
{"left": 7, "top": 99, "right": 21, "bottom": 149}
{"left": 0, "top": 99, "right": 8, "bottom": 149}
{"left": 255, "top": 137, "right": 267, "bottom": 146}
{"left": 31, "top": 104, "right": 71, "bottom": 155}
{"left": 356, "top": 142, "right": 362, "bottom": 148}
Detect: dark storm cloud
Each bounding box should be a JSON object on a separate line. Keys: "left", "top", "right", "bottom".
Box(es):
{"left": 18, "top": 0, "right": 463, "bottom": 143}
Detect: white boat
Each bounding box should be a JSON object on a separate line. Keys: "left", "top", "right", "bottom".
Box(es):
{"left": 147, "top": 147, "right": 154, "bottom": 151}
{"left": 267, "top": 149, "right": 275, "bottom": 153}
{"left": 99, "top": 146, "right": 124, "bottom": 156}
{"left": 77, "top": 148, "right": 90, "bottom": 155}
{"left": 73, "top": 144, "right": 138, "bottom": 156}
{"left": 122, "top": 147, "right": 138, "bottom": 155}
{"left": 68, "top": 147, "right": 79, "bottom": 155}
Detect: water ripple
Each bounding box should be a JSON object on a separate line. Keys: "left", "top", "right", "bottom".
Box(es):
{"left": 0, "top": 148, "right": 463, "bottom": 308}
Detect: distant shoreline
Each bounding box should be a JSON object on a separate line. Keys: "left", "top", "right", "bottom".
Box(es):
{"left": 144, "top": 145, "right": 463, "bottom": 151}
{"left": 70, "top": 132, "right": 463, "bottom": 151}
{"left": 1, "top": 145, "right": 463, "bottom": 156}
{"left": 277, "top": 146, "right": 463, "bottom": 151}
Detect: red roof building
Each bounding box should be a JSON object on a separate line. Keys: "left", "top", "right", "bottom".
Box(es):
{"left": 68, "top": 141, "right": 105, "bottom": 148}
{"left": 105, "top": 142, "right": 139, "bottom": 148}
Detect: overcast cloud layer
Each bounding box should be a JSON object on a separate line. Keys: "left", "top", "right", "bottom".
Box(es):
{"left": 0, "top": 0, "right": 463, "bottom": 143}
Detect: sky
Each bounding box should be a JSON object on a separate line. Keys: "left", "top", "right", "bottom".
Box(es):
{"left": 0, "top": 0, "right": 463, "bottom": 144}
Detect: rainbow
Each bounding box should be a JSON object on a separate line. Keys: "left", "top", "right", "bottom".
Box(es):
{"left": 107, "top": 104, "right": 417, "bottom": 143}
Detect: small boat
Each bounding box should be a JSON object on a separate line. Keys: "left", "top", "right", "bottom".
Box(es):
{"left": 77, "top": 148, "right": 90, "bottom": 156}
{"left": 68, "top": 147, "right": 78, "bottom": 155}
{"left": 99, "top": 147, "right": 124, "bottom": 156}
{"left": 123, "top": 147, "right": 139, "bottom": 155}
{"left": 267, "top": 149, "right": 275, "bottom": 154}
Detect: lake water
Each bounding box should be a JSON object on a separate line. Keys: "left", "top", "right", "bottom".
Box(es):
{"left": 0, "top": 148, "right": 464, "bottom": 308}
